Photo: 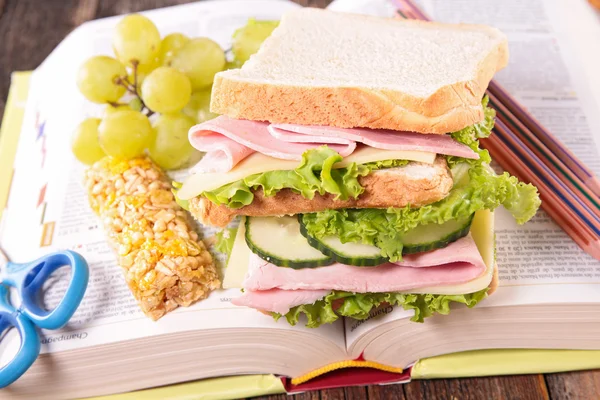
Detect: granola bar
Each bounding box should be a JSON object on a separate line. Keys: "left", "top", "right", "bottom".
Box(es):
{"left": 84, "top": 157, "right": 220, "bottom": 320}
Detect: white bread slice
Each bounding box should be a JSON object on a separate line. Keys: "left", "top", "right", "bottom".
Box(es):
{"left": 211, "top": 8, "right": 508, "bottom": 134}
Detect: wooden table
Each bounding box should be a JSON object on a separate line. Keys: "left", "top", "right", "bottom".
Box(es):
{"left": 0, "top": 0, "right": 598, "bottom": 399}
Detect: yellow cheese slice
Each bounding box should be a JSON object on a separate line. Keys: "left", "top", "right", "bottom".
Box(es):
{"left": 221, "top": 210, "right": 495, "bottom": 292}
{"left": 335, "top": 146, "right": 435, "bottom": 168}
{"left": 222, "top": 218, "right": 250, "bottom": 289}
{"left": 178, "top": 147, "right": 435, "bottom": 200}
{"left": 178, "top": 153, "right": 298, "bottom": 200}
{"left": 407, "top": 209, "right": 495, "bottom": 295}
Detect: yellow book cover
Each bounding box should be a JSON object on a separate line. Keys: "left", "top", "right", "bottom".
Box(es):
{"left": 412, "top": 349, "right": 600, "bottom": 379}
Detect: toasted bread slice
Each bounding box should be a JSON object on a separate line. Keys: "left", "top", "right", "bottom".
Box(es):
{"left": 189, "top": 156, "right": 452, "bottom": 227}
{"left": 211, "top": 8, "right": 508, "bottom": 134}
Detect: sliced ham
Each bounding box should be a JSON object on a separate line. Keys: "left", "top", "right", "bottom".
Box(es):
{"left": 189, "top": 116, "right": 356, "bottom": 167}
{"left": 231, "top": 288, "right": 329, "bottom": 315}
{"left": 233, "top": 236, "right": 486, "bottom": 314}
{"left": 270, "top": 124, "right": 478, "bottom": 159}
{"left": 189, "top": 134, "right": 255, "bottom": 173}
{"left": 243, "top": 236, "right": 486, "bottom": 292}
{"left": 188, "top": 115, "right": 476, "bottom": 174}
{"left": 395, "top": 236, "right": 486, "bottom": 268}
{"left": 268, "top": 125, "right": 354, "bottom": 145}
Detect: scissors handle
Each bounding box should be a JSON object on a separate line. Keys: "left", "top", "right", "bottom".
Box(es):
{"left": 3, "top": 250, "right": 89, "bottom": 330}
{"left": 0, "top": 286, "right": 41, "bottom": 388}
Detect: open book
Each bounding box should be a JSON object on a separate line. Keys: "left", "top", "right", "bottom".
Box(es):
{"left": 1, "top": 0, "right": 600, "bottom": 399}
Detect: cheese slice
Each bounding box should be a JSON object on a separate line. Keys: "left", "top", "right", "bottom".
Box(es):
{"left": 335, "top": 146, "right": 435, "bottom": 168}
{"left": 222, "top": 218, "right": 250, "bottom": 289}
{"left": 178, "top": 153, "right": 297, "bottom": 200}
{"left": 221, "top": 210, "right": 495, "bottom": 294}
{"left": 407, "top": 209, "right": 495, "bottom": 295}
{"left": 178, "top": 147, "right": 436, "bottom": 200}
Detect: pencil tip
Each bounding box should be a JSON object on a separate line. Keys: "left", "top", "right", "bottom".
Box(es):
{"left": 585, "top": 239, "right": 600, "bottom": 261}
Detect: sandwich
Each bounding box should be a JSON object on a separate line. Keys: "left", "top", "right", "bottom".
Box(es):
{"left": 175, "top": 9, "right": 541, "bottom": 327}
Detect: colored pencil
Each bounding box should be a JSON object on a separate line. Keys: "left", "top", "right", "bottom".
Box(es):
{"left": 484, "top": 131, "right": 600, "bottom": 260}
{"left": 493, "top": 118, "right": 600, "bottom": 236}
{"left": 488, "top": 93, "right": 600, "bottom": 215}
{"left": 489, "top": 81, "right": 600, "bottom": 197}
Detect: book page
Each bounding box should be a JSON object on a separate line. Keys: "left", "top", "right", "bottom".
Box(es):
{"left": 328, "top": 0, "right": 600, "bottom": 346}
{"left": 0, "top": 0, "right": 347, "bottom": 355}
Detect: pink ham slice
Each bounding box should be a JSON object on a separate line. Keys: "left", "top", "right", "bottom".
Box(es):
{"left": 232, "top": 289, "right": 329, "bottom": 315}
{"left": 242, "top": 236, "right": 485, "bottom": 292}
{"left": 189, "top": 133, "right": 255, "bottom": 173}
{"left": 268, "top": 125, "right": 354, "bottom": 145}
{"left": 270, "top": 124, "right": 479, "bottom": 159}
{"left": 189, "top": 116, "right": 357, "bottom": 172}
{"left": 233, "top": 236, "right": 486, "bottom": 314}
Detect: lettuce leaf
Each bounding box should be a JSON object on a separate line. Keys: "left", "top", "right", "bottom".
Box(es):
{"left": 446, "top": 95, "right": 495, "bottom": 169}
{"left": 273, "top": 289, "right": 489, "bottom": 328}
{"left": 301, "top": 164, "right": 540, "bottom": 261}
{"left": 214, "top": 227, "right": 238, "bottom": 263}
{"left": 202, "top": 146, "right": 409, "bottom": 209}
{"left": 171, "top": 181, "right": 189, "bottom": 211}
{"left": 361, "top": 159, "right": 409, "bottom": 169}
{"left": 301, "top": 97, "right": 540, "bottom": 261}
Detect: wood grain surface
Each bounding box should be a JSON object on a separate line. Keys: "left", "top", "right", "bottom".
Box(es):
{"left": 0, "top": 1, "right": 598, "bottom": 399}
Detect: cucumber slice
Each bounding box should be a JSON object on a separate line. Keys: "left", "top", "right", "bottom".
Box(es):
{"left": 401, "top": 215, "right": 474, "bottom": 254}
{"left": 245, "top": 216, "right": 334, "bottom": 268}
{"left": 298, "top": 213, "right": 474, "bottom": 264}
{"left": 299, "top": 222, "right": 387, "bottom": 267}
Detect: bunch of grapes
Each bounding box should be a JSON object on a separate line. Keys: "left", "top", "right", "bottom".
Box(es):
{"left": 72, "top": 14, "right": 278, "bottom": 170}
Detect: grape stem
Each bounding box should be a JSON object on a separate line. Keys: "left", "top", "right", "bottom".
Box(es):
{"left": 121, "top": 77, "right": 137, "bottom": 92}
{"left": 115, "top": 60, "right": 154, "bottom": 117}
{"left": 131, "top": 60, "right": 139, "bottom": 89}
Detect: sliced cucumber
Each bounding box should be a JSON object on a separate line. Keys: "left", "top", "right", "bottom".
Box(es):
{"left": 245, "top": 216, "right": 334, "bottom": 268}
{"left": 299, "top": 222, "right": 387, "bottom": 267}
{"left": 401, "top": 214, "right": 474, "bottom": 254}
{"left": 298, "top": 213, "right": 474, "bottom": 264}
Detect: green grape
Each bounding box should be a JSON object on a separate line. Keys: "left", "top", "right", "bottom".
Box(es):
{"left": 141, "top": 67, "right": 192, "bottom": 113}
{"left": 169, "top": 38, "right": 226, "bottom": 90}
{"left": 148, "top": 113, "right": 196, "bottom": 170}
{"left": 232, "top": 19, "right": 279, "bottom": 65}
{"left": 76, "top": 56, "right": 127, "bottom": 104}
{"left": 182, "top": 88, "right": 218, "bottom": 123}
{"left": 158, "top": 33, "right": 189, "bottom": 65}
{"left": 98, "top": 110, "right": 153, "bottom": 159}
{"left": 103, "top": 103, "right": 131, "bottom": 118}
{"left": 113, "top": 14, "right": 161, "bottom": 65}
{"left": 71, "top": 118, "right": 106, "bottom": 165}
{"left": 128, "top": 97, "right": 143, "bottom": 112}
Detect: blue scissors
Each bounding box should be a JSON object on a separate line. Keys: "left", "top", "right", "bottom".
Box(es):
{"left": 0, "top": 247, "right": 89, "bottom": 388}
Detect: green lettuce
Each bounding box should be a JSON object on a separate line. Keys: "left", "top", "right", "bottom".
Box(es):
{"left": 301, "top": 163, "right": 540, "bottom": 261}
{"left": 171, "top": 181, "right": 189, "bottom": 211}
{"left": 274, "top": 289, "right": 489, "bottom": 328}
{"left": 361, "top": 159, "right": 409, "bottom": 169}
{"left": 214, "top": 227, "right": 238, "bottom": 263}
{"left": 446, "top": 95, "right": 495, "bottom": 168}
{"left": 301, "top": 97, "right": 540, "bottom": 261}
{"left": 202, "top": 146, "right": 409, "bottom": 209}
